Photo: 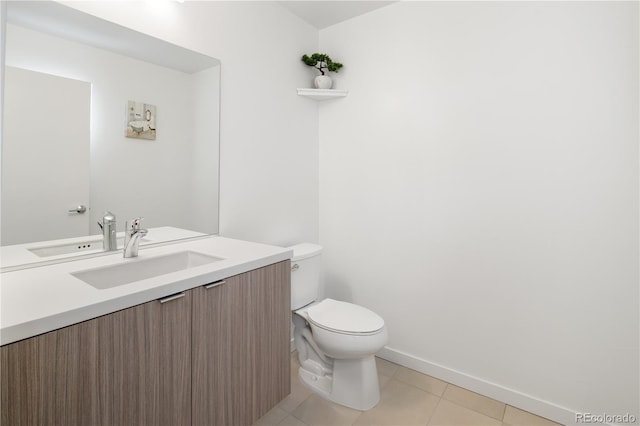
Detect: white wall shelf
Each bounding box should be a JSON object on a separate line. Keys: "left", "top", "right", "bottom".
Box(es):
{"left": 297, "top": 88, "right": 348, "bottom": 101}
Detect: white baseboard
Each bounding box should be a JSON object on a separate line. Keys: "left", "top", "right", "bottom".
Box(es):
{"left": 377, "top": 346, "right": 580, "bottom": 426}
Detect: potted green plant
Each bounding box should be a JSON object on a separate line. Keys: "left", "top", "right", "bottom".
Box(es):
{"left": 301, "top": 53, "right": 343, "bottom": 89}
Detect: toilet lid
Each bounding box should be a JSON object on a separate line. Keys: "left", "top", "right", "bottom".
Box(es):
{"left": 306, "top": 299, "right": 385, "bottom": 334}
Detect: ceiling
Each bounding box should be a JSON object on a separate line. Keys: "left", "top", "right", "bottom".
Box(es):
{"left": 278, "top": 1, "right": 397, "bottom": 29}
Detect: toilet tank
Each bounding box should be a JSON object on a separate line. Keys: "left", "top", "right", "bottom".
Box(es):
{"left": 289, "top": 243, "right": 322, "bottom": 310}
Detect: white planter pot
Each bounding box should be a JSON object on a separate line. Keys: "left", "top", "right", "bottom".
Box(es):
{"left": 314, "top": 75, "right": 333, "bottom": 89}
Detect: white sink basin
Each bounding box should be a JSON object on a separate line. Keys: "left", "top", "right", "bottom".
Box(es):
{"left": 71, "top": 250, "right": 223, "bottom": 289}
{"left": 29, "top": 237, "right": 150, "bottom": 257}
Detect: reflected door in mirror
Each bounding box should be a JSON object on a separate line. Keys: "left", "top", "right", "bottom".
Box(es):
{"left": 1, "top": 67, "right": 91, "bottom": 245}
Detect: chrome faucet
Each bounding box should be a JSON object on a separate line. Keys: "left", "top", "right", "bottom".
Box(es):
{"left": 97, "top": 211, "right": 117, "bottom": 251}
{"left": 123, "top": 217, "right": 148, "bottom": 258}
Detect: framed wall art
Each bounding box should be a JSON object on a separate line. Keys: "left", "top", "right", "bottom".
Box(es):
{"left": 126, "top": 100, "right": 156, "bottom": 140}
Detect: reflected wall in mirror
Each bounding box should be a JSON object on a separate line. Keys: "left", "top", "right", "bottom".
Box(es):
{"left": 1, "top": 2, "right": 221, "bottom": 264}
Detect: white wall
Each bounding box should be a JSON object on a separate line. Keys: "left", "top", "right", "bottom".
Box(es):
{"left": 64, "top": 0, "right": 320, "bottom": 246}
{"left": 191, "top": 66, "right": 221, "bottom": 233}
{"left": 319, "top": 2, "right": 638, "bottom": 424}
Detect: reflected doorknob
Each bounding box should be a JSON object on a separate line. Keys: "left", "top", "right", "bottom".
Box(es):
{"left": 68, "top": 205, "right": 87, "bottom": 214}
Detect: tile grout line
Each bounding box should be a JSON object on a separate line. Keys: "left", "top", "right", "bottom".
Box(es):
{"left": 499, "top": 402, "right": 507, "bottom": 422}
{"left": 440, "top": 383, "right": 507, "bottom": 422}
{"left": 425, "top": 394, "right": 444, "bottom": 426}
{"left": 390, "top": 367, "right": 449, "bottom": 399}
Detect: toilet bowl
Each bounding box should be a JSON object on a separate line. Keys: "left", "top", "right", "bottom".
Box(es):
{"left": 289, "top": 243, "right": 388, "bottom": 410}
{"left": 298, "top": 298, "right": 388, "bottom": 359}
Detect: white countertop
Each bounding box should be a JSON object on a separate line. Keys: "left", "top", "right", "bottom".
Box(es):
{"left": 1, "top": 236, "right": 292, "bottom": 345}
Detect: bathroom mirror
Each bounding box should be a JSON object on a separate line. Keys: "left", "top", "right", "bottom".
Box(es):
{"left": 1, "top": 1, "right": 220, "bottom": 269}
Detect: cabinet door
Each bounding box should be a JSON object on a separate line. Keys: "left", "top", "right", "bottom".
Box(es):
{"left": 192, "top": 272, "right": 249, "bottom": 426}
{"left": 1, "top": 330, "right": 59, "bottom": 425}
{"left": 192, "top": 261, "right": 291, "bottom": 426}
{"left": 55, "top": 318, "right": 113, "bottom": 425}
{"left": 1, "top": 313, "right": 112, "bottom": 426}
{"left": 112, "top": 291, "right": 192, "bottom": 426}
{"left": 247, "top": 260, "right": 291, "bottom": 420}
{"left": 1, "top": 291, "right": 191, "bottom": 426}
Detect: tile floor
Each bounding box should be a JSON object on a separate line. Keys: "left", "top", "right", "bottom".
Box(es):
{"left": 253, "top": 353, "right": 564, "bottom": 426}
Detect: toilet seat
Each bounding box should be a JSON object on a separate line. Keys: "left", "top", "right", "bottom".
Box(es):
{"left": 305, "top": 298, "right": 385, "bottom": 336}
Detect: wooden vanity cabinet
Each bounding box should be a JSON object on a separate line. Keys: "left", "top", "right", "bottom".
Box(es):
{"left": 1, "top": 260, "right": 291, "bottom": 426}
{"left": 0, "top": 287, "right": 192, "bottom": 426}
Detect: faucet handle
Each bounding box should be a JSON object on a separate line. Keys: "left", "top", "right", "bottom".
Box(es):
{"left": 129, "top": 217, "right": 144, "bottom": 230}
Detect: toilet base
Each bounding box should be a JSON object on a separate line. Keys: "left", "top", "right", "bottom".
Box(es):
{"left": 298, "top": 355, "right": 381, "bottom": 411}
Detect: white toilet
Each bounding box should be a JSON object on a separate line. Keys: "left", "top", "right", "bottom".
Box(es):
{"left": 289, "top": 243, "right": 388, "bottom": 410}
